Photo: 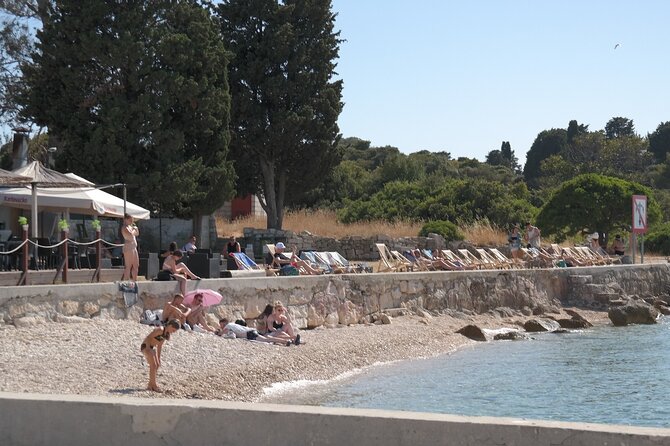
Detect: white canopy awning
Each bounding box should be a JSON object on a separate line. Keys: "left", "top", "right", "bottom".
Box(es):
{"left": 0, "top": 174, "right": 150, "bottom": 220}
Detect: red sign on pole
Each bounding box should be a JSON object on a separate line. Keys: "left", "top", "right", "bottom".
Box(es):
{"left": 632, "top": 195, "right": 647, "bottom": 234}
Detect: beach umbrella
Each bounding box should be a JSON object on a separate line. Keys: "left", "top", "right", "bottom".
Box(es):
{"left": 11, "top": 161, "right": 90, "bottom": 238}
{"left": 0, "top": 168, "right": 32, "bottom": 187}
{"left": 183, "top": 289, "right": 223, "bottom": 307}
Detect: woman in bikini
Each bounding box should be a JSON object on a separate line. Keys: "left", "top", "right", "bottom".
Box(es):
{"left": 266, "top": 300, "right": 301, "bottom": 345}
{"left": 162, "top": 249, "right": 200, "bottom": 295}
{"left": 140, "top": 319, "right": 180, "bottom": 392}
{"left": 121, "top": 213, "right": 139, "bottom": 281}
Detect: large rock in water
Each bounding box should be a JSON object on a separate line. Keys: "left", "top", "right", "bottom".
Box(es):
{"left": 523, "top": 318, "right": 561, "bottom": 332}
{"left": 608, "top": 300, "right": 659, "bottom": 326}
{"left": 456, "top": 324, "right": 487, "bottom": 342}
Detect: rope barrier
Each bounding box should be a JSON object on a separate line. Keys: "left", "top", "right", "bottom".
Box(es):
{"left": 1, "top": 238, "right": 124, "bottom": 254}
{"left": 0, "top": 239, "right": 29, "bottom": 255}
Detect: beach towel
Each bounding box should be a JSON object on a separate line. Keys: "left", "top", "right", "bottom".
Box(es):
{"left": 119, "top": 281, "right": 138, "bottom": 307}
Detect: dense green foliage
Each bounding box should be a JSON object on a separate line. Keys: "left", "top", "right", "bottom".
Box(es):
{"left": 4, "top": 1, "right": 670, "bottom": 241}
{"left": 644, "top": 222, "right": 670, "bottom": 255}
{"left": 20, "top": 0, "right": 235, "bottom": 217}
{"left": 217, "top": 0, "right": 343, "bottom": 229}
{"left": 536, "top": 174, "right": 661, "bottom": 242}
{"left": 418, "top": 220, "right": 464, "bottom": 241}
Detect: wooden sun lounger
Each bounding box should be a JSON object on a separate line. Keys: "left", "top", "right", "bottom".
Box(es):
{"left": 575, "top": 247, "right": 608, "bottom": 265}
{"left": 458, "top": 249, "right": 484, "bottom": 269}
{"left": 391, "top": 250, "right": 413, "bottom": 271}
{"left": 562, "top": 247, "right": 594, "bottom": 266}
{"left": 488, "top": 248, "right": 524, "bottom": 268}
{"left": 475, "top": 248, "right": 507, "bottom": 269}
{"left": 375, "top": 243, "right": 405, "bottom": 272}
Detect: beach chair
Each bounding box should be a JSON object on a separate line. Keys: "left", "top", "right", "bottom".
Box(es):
{"left": 475, "top": 248, "right": 507, "bottom": 269}
{"left": 328, "top": 251, "right": 365, "bottom": 273}
{"left": 402, "top": 250, "right": 432, "bottom": 271}
{"left": 575, "top": 247, "right": 608, "bottom": 266}
{"left": 488, "top": 248, "right": 523, "bottom": 268}
{"left": 390, "top": 250, "right": 414, "bottom": 271}
{"left": 440, "top": 249, "right": 478, "bottom": 270}
{"left": 458, "top": 249, "right": 484, "bottom": 269}
{"left": 230, "top": 252, "right": 262, "bottom": 271}
{"left": 562, "top": 247, "right": 594, "bottom": 266}
{"left": 375, "top": 243, "right": 403, "bottom": 272}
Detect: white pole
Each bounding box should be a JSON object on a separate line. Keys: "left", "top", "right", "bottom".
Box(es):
{"left": 31, "top": 183, "right": 38, "bottom": 238}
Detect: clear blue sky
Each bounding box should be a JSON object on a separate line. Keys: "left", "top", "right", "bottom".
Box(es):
{"left": 331, "top": 0, "right": 670, "bottom": 163}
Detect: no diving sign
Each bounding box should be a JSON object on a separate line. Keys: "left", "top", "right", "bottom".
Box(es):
{"left": 632, "top": 195, "right": 647, "bottom": 234}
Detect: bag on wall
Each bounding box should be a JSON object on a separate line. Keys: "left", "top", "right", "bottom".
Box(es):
{"left": 279, "top": 265, "right": 299, "bottom": 276}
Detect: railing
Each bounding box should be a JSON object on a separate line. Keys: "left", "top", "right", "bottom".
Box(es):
{"left": 0, "top": 227, "right": 124, "bottom": 286}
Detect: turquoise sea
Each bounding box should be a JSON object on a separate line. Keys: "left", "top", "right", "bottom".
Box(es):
{"left": 276, "top": 316, "right": 670, "bottom": 428}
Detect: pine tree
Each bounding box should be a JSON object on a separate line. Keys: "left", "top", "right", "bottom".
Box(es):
{"left": 217, "top": 0, "right": 343, "bottom": 229}
{"left": 20, "top": 0, "right": 234, "bottom": 217}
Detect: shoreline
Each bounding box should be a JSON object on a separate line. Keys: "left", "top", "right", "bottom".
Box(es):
{"left": 0, "top": 308, "right": 610, "bottom": 402}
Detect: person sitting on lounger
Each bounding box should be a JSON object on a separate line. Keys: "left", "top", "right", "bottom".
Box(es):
{"left": 162, "top": 249, "right": 200, "bottom": 295}
{"left": 270, "top": 243, "right": 323, "bottom": 275}
{"left": 216, "top": 318, "right": 291, "bottom": 345}
{"left": 610, "top": 235, "right": 625, "bottom": 256}
{"left": 266, "top": 300, "right": 302, "bottom": 345}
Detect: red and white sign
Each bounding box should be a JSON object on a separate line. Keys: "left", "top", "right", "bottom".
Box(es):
{"left": 632, "top": 195, "right": 647, "bottom": 234}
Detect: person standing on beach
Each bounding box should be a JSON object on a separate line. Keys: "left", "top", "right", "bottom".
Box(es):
{"left": 121, "top": 213, "right": 139, "bottom": 281}
{"left": 524, "top": 221, "right": 541, "bottom": 249}
{"left": 141, "top": 319, "right": 180, "bottom": 392}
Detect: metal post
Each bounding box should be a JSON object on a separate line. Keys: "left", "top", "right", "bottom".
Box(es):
{"left": 631, "top": 233, "right": 636, "bottom": 264}
{"left": 123, "top": 184, "right": 127, "bottom": 216}
{"left": 18, "top": 226, "right": 28, "bottom": 285}
{"left": 640, "top": 234, "right": 645, "bottom": 264}
{"left": 62, "top": 230, "right": 68, "bottom": 284}
{"left": 94, "top": 230, "right": 101, "bottom": 283}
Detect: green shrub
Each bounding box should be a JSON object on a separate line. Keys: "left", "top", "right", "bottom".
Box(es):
{"left": 419, "top": 220, "right": 464, "bottom": 241}
{"left": 644, "top": 223, "right": 670, "bottom": 255}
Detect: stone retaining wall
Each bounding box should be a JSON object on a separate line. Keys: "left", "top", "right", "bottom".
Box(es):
{"left": 2, "top": 393, "right": 669, "bottom": 446}
{"left": 1, "top": 264, "right": 669, "bottom": 328}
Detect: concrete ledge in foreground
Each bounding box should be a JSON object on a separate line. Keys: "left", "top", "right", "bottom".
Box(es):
{"left": 1, "top": 392, "right": 669, "bottom": 446}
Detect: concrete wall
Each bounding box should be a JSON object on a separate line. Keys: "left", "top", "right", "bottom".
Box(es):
{"left": 1, "top": 263, "right": 669, "bottom": 328}
{"left": 1, "top": 392, "right": 668, "bottom": 446}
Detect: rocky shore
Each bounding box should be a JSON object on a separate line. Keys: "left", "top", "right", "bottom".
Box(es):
{"left": 0, "top": 308, "right": 609, "bottom": 402}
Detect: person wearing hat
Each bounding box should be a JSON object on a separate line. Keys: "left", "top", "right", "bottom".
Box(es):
{"left": 265, "top": 242, "right": 323, "bottom": 275}
{"left": 610, "top": 235, "right": 625, "bottom": 256}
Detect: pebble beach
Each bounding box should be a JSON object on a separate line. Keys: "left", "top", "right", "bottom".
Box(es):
{"left": 0, "top": 309, "right": 609, "bottom": 403}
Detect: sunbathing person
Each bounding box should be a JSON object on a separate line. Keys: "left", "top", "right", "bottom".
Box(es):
{"left": 216, "top": 318, "right": 291, "bottom": 345}
{"left": 255, "top": 304, "right": 274, "bottom": 334}
{"left": 271, "top": 243, "right": 323, "bottom": 275}
{"left": 140, "top": 319, "right": 180, "bottom": 392}
{"left": 266, "top": 300, "right": 301, "bottom": 345}
{"left": 185, "top": 292, "right": 216, "bottom": 333}
{"left": 162, "top": 249, "right": 200, "bottom": 295}
{"left": 161, "top": 293, "right": 191, "bottom": 327}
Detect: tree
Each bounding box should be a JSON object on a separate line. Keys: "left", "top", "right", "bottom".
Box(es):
{"left": 566, "top": 119, "right": 588, "bottom": 143}
{"left": 20, "top": 1, "right": 235, "bottom": 218}
{"left": 536, "top": 174, "right": 661, "bottom": 242}
{"left": 605, "top": 117, "right": 635, "bottom": 139}
{"left": 217, "top": 0, "right": 343, "bottom": 229}
{"left": 523, "top": 128, "right": 567, "bottom": 187}
{"left": 648, "top": 121, "right": 670, "bottom": 162}
{"left": 0, "top": 0, "right": 38, "bottom": 126}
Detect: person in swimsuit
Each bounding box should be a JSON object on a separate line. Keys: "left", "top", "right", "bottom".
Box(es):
{"left": 162, "top": 249, "right": 200, "bottom": 296}
{"left": 216, "top": 318, "right": 291, "bottom": 345}
{"left": 266, "top": 300, "right": 301, "bottom": 345}
{"left": 161, "top": 293, "right": 191, "bottom": 327}
{"left": 255, "top": 304, "right": 274, "bottom": 334}
{"left": 185, "top": 292, "right": 216, "bottom": 333}
{"left": 121, "top": 213, "right": 139, "bottom": 281}
{"left": 223, "top": 235, "right": 241, "bottom": 270}
{"left": 140, "top": 319, "right": 180, "bottom": 392}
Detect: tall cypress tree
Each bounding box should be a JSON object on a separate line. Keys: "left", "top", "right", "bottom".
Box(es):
{"left": 20, "top": 0, "right": 234, "bottom": 217}
{"left": 217, "top": 0, "right": 343, "bottom": 229}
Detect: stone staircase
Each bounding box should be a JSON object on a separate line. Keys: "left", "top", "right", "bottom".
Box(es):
{"left": 566, "top": 275, "right": 624, "bottom": 308}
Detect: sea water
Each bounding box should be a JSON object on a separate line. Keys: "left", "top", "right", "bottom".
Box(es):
{"left": 277, "top": 317, "right": 670, "bottom": 428}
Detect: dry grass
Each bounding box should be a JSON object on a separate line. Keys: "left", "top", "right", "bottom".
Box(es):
{"left": 216, "top": 209, "right": 423, "bottom": 239}
{"left": 460, "top": 219, "right": 509, "bottom": 247}
{"left": 216, "top": 209, "right": 512, "bottom": 245}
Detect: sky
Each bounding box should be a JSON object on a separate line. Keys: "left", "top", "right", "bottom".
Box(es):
{"left": 330, "top": 0, "right": 670, "bottom": 163}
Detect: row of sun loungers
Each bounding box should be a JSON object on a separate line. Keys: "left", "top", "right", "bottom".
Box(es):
{"left": 230, "top": 247, "right": 368, "bottom": 275}
{"left": 375, "top": 243, "right": 621, "bottom": 273}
